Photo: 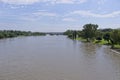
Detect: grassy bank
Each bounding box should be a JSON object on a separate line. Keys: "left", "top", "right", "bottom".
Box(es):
{"left": 93, "top": 39, "right": 108, "bottom": 45}
{"left": 94, "top": 39, "right": 120, "bottom": 49}
{"left": 76, "top": 37, "right": 120, "bottom": 49}
{"left": 114, "top": 45, "right": 120, "bottom": 49}
{"left": 76, "top": 37, "right": 87, "bottom": 42}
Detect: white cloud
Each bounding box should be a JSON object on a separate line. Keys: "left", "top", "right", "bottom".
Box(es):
{"left": 18, "top": 11, "right": 58, "bottom": 22}
{"left": 49, "top": 0, "right": 87, "bottom": 4}
{"left": 10, "top": 5, "right": 25, "bottom": 9}
{"left": 10, "top": 6, "right": 20, "bottom": 9}
{"left": 20, "top": 16, "right": 37, "bottom": 21}
{"left": 0, "top": 0, "right": 87, "bottom": 5}
{"left": 97, "top": 0, "right": 106, "bottom": 5}
{"left": 0, "top": 0, "right": 39, "bottom": 5}
{"left": 70, "top": 10, "right": 120, "bottom": 18}
{"left": 62, "top": 18, "right": 76, "bottom": 21}
{"left": 97, "top": 0, "right": 107, "bottom": 10}
{"left": 33, "top": 11, "right": 57, "bottom": 17}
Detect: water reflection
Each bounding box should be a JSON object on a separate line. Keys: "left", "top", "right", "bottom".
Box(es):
{"left": 80, "top": 42, "right": 97, "bottom": 53}
{"left": 0, "top": 36, "right": 120, "bottom": 80}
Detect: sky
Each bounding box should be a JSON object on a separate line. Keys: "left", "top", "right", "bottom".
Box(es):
{"left": 0, "top": 0, "right": 120, "bottom": 32}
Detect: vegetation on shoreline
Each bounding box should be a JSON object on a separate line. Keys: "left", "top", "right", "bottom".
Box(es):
{"left": 64, "top": 23, "right": 120, "bottom": 49}
{"left": 0, "top": 30, "right": 46, "bottom": 39}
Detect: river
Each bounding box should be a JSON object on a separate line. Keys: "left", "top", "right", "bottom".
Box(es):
{"left": 0, "top": 35, "right": 120, "bottom": 80}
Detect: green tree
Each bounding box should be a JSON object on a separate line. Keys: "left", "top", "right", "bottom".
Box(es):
{"left": 110, "top": 29, "right": 120, "bottom": 48}
{"left": 103, "top": 32, "right": 111, "bottom": 43}
{"left": 82, "top": 23, "right": 98, "bottom": 41}
{"left": 0, "top": 30, "right": 45, "bottom": 39}
{"left": 64, "top": 30, "right": 77, "bottom": 39}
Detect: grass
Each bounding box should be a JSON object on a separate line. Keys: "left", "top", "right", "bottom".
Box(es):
{"left": 76, "top": 37, "right": 108, "bottom": 44}
{"left": 93, "top": 39, "right": 108, "bottom": 45}
{"left": 76, "top": 37, "right": 87, "bottom": 42}
{"left": 76, "top": 37, "right": 120, "bottom": 49}
{"left": 114, "top": 44, "right": 120, "bottom": 49}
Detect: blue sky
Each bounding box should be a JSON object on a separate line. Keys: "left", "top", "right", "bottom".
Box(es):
{"left": 0, "top": 0, "right": 120, "bottom": 32}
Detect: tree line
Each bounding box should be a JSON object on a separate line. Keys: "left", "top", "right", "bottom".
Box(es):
{"left": 0, "top": 30, "right": 46, "bottom": 39}
{"left": 64, "top": 23, "right": 120, "bottom": 48}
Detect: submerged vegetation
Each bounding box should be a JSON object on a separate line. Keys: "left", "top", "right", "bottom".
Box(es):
{"left": 64, "top": 23, "right": 120, "bottom": 49}
{"left": 0, "top": 30, "right": 46, "bottom": 39}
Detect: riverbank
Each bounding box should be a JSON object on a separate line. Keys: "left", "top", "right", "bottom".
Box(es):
{"left": 111, "top": 49, "right": 120, "bottom": 55}
{"left": 76, "top": 37, "right": 120, "bottom": 54}
{"left": 0, "top": 30, "right": 46, "bottom": 39}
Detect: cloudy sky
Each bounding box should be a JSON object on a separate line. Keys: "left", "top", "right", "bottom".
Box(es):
{"left": 0, "top": 0, "right": 120, "bottom": 32}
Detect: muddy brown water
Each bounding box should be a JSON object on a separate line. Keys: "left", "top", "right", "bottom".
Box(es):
{"left": 0, "top": 35, "right": 120, "bottom": 80}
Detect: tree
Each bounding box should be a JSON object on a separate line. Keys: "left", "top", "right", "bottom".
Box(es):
{"left": 110, "top": 30, "right": 120, "bottom": 48}
{"left": 64, "top": 30, "right": 78, "bottom": 39}
{"left": 0, "top": 30, "right": 45, "bottom": 39}
{"left": 103, "top": 32, "right": 111, "bottom": 43}
{"left": 72, "top": 30, "right": 77, "bottom": 39}
{"left": 82, "top": 23, "right": 98, "bottom": 42}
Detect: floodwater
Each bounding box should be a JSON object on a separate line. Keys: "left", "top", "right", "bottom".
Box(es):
{"left": 0, "top": 35, "right": 120, "bottom": 80}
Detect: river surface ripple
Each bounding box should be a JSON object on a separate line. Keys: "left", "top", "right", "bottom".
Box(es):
{"left": 0, "top": 36, "right": 120, "bottom": 80}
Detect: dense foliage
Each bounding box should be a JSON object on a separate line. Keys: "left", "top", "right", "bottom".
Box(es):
{"left": 64, "top": 30, "right": 78, "bottom": 39}
{"left": 82, "top": 24, "right": 98, "bottom": 41}
{"left": 0, "top": 30, "right": 45, "bottom": 39}
{"left": 64, "top": 23, "right": 120, "bottom": 48}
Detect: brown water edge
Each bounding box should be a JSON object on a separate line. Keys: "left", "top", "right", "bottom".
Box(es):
{"left": 111, "top": 49, "right": 120, "bottom": 55}
{"left": 0, "top": 35, "right": 120, "bottom": 80}
{"left": 81, "top": 40, "right": 120, "bottom": 56}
